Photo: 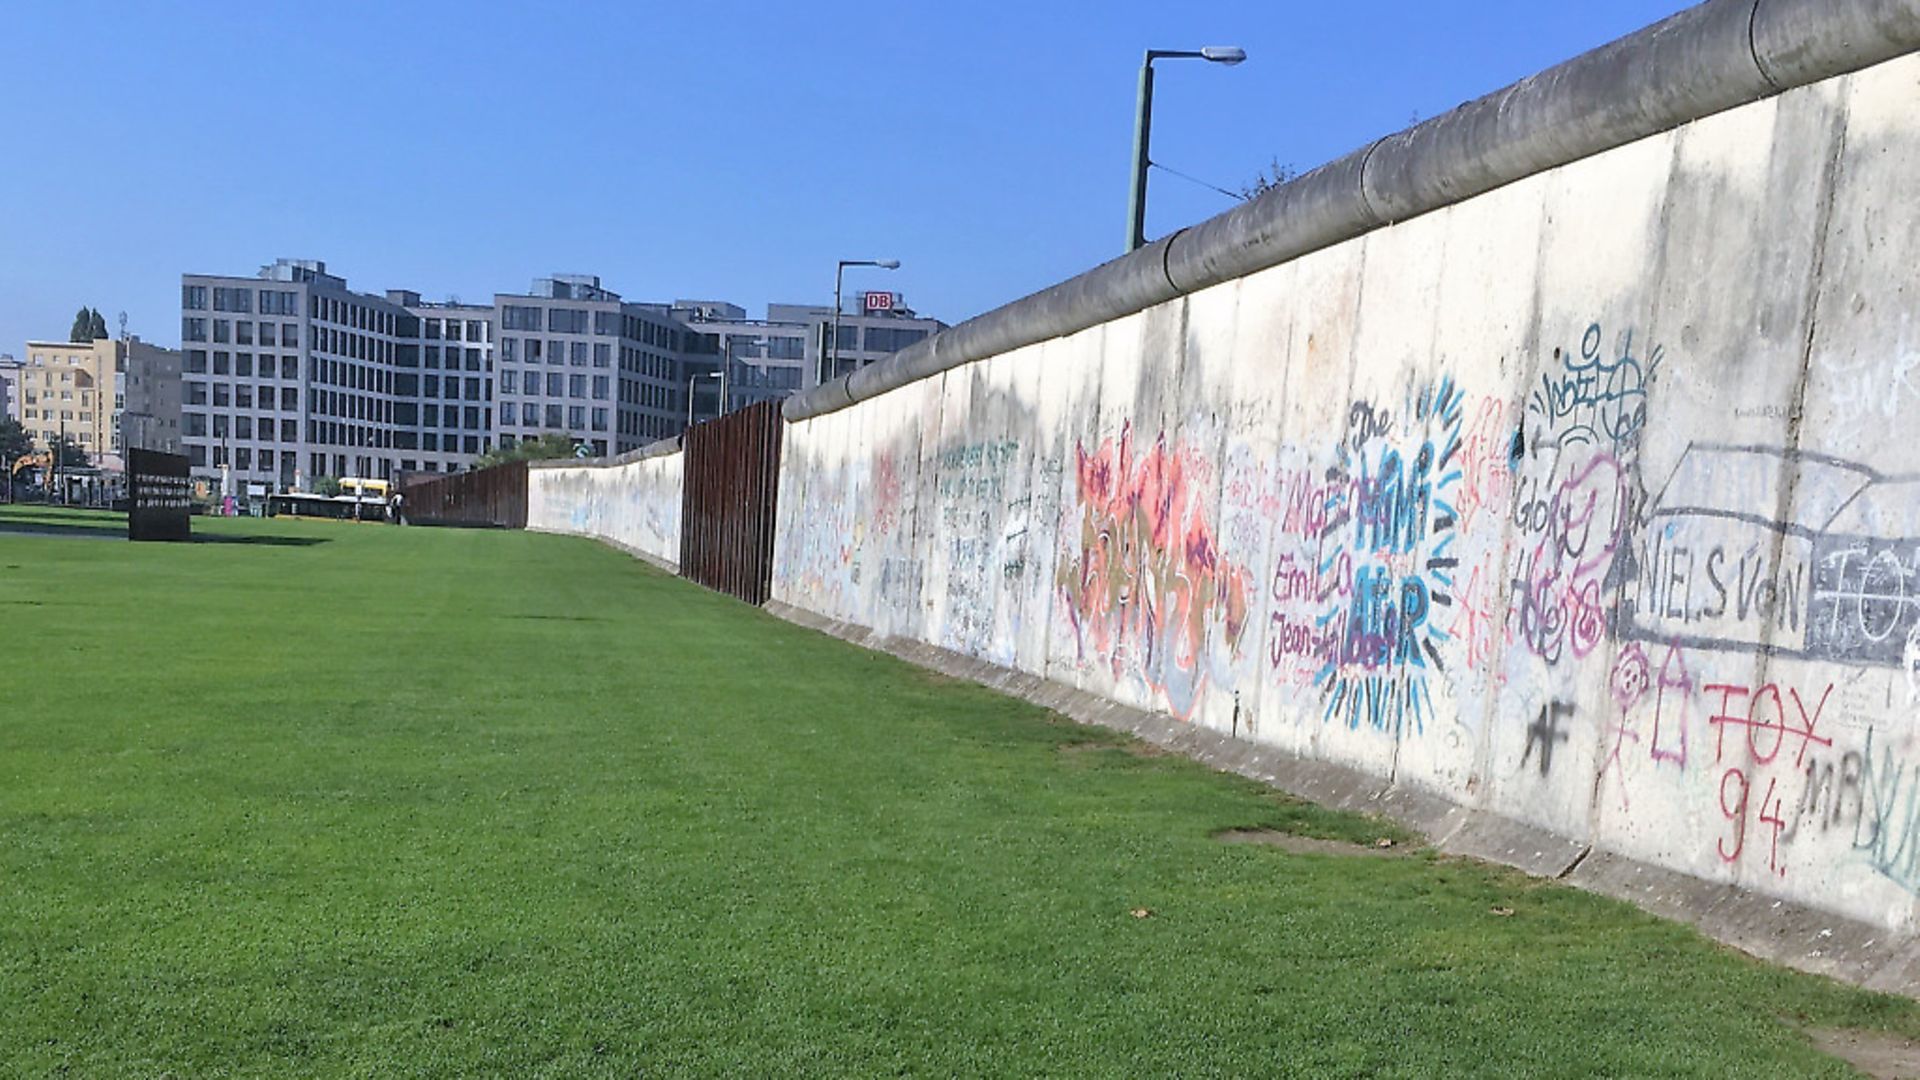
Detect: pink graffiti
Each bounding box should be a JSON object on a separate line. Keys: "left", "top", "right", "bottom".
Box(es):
{"left": 1457, "top": 398, "right": 1513, "bottom": 534}
{"left": 1058, "top": 424, "right": 1253, "bottom": 718}
{"left": 1510, "top": 451, "right": 1633, "bottom": 665}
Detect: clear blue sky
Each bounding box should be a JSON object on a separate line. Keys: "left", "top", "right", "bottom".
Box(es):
{"left": 0, "top": 0, "right": 1694, "bottom": 353}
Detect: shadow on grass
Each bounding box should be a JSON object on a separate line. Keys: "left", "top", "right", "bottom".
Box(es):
{"left": 192, "top": 534, "right": 330, "bottom": 547}
{"left": 0, "top": 522, "right": 329, "bottom": 546}
{"left": 0, "top": 521, "right": 123, "bottom": 540}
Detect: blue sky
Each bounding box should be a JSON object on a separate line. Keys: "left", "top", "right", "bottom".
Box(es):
{"left": 0, "top": 0, "right": 1694, "bottom": 353}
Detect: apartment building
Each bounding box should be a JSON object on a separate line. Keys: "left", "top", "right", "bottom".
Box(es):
{"left": 16, "top": 338, "right": 119, "bottom": 461}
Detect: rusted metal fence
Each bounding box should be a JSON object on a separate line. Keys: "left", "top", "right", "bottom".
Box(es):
{"left": 399, "top": 460, "right": 528, "bottom": 528}
{"left": 680, "top": 401, "right": 783, "bottom": 604}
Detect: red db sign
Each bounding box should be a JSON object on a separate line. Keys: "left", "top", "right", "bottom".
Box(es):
{"left": 863, "top": 291, "right": 895, "bottom": 313}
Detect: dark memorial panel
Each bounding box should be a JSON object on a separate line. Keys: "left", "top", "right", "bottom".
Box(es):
{"left": 127, "top": 448, "right": 192, "bottom": 542}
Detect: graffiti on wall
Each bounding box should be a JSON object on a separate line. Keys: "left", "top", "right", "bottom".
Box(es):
{"left": 1057, "top": 423, "right": 1252, "bottom": 717}
{"left": 767, "top": 308, "right": 1920, "bottom": 916}
{"left": 1310, "top": 377, "right": 1467, "bottom": 735}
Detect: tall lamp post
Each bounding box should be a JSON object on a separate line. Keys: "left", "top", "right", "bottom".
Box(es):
{"left": 686, "top": 369, "right": 722, "bottom": 432}
{"left": 827, "top": 258, "right": 900, "bottom": 386}
{"left": 1126, "top": 45, "right": 1247, "bottom": 253}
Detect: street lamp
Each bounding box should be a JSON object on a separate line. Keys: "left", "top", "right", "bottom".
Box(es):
{"left": 1126, "top": 45, "right": 1247, "bottom": 253}
{"left": 828, "top": 258, "right": 901, "bottom": 385}
{"left": 687, "top": 370, "right": 722, "bottom": 431}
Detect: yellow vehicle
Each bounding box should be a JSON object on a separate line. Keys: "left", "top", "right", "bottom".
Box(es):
{"left": 339, "top": 478, "right": 390, "bottom": 503}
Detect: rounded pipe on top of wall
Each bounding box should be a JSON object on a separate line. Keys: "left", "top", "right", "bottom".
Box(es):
{"left": 530, "top": 435, "right": 682, "bottom": 469}
{"left": 782, "top": 0, "right": 1920, "bottom": 424}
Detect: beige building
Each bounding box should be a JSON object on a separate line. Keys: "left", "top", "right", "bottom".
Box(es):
{"left": 18, "top": 339, "right": 116, "bottom": 462}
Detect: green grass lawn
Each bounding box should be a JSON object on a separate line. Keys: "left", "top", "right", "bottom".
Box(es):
{"left": 2, "top": 505, "right": 1915, "bottom": 1076}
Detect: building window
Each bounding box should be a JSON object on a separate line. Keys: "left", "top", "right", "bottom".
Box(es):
{"left": 568, "top": 374, "right": 586, "bottom": 399}
{"left": 548, "top": 308, "right": 588, "bottom": 334}
{"left": 183, "top": 318, "right": 207, "bottom": 342}
{"left": 568, "top": 406, "right": 585, "bottom": 429}
{"left": 445, "top": 319, "right": 462, "bottom": 342}
{"left": 591, "top": 407, "right": 608, "bottom": 431}
{"left": 500, "top": 402, "right": 516, "bottom": 425}
{"left": 182, "top": 284, "right": 208, "bottom": 310}
{"left": 545, "top": 404, "right": 563, "bottom": 428}
{"left": 502, "top": 305, "right": 541, "bottom": 331}
{"left": 501, "top": 337, "right": 517, "bottom": 361}
{"left": 592, "top": 375, "right": 609, "bottom": 400}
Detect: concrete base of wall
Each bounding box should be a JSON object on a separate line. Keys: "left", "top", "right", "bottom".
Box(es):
{"left": 528, "top": 527, "right": 679, "bottom": 575}
{"left": 765, "top": 599, "right": 1920, "bottom": 999}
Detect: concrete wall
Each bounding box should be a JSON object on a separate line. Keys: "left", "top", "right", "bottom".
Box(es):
{"left": 771, "top": 52, "right": 1920, "bottom": 933}
{"left": 528, "top": 450, "right": 683, "bottom": 569}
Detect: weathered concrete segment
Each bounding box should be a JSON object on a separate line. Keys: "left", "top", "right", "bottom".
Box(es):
{"left": 527, "top": 448, "right": 683, "bottom": 571}
{"left": 769, "top": 47, "right": 1920, "bottom": 958}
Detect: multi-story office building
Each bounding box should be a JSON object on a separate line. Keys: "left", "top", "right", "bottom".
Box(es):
{"left": 767, "top": 295, "right": 944, "bottom": 387}
{"left": 120, "top": 337, "right": 184, "bottom": 456}
{"left": 384, "top": 292, "right": 494, "bottom": 475}
{"left": 183, "top": 259, "right": 416, "bottom": 491}
{"left": 16, "top": 338, "right": 120, "bottom": 462}
{"left": 177, "top": 261, "right": 945, "bottom": 491}
{"left": 493, "top": 275, "right": 694, "bottom": 457}
{"left": 671, "top": 301, "right": 809, "bottom": 417}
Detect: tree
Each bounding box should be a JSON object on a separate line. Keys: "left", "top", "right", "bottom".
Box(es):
{"left": 68, "top": 307, "right": 110, "bottom": 341}
{"left": 471, "top": 433, "right": 579, "bottom": 470}
{"left": 311, "top": 476, "right": 342, "bottom": 497}
{"left": 1240, "top": 157, "right": 1300, "bottom": 200}
{"left": 0, "top": 418, "right": 31, "bottom": 461}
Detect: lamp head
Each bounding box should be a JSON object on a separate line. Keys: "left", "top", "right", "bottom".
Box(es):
{"left": 1201, "top": 46, "right": 1247, "bottom": 65}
